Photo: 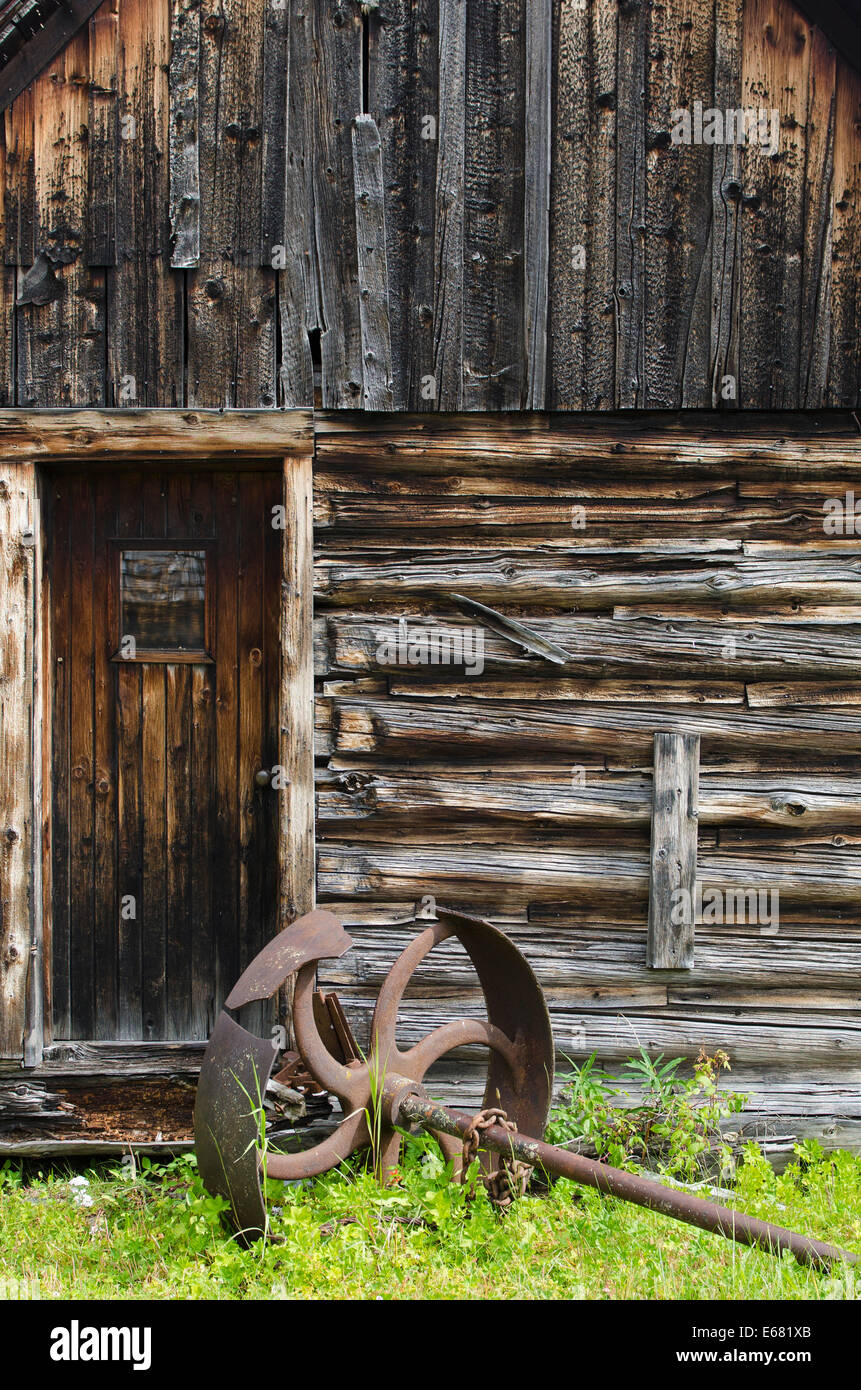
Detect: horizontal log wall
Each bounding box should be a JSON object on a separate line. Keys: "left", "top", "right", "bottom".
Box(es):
{"left": 0, "top": 0, "right": 859, "bottom": 409}
{"left": 314, "top": 412, "right": 861, "bottom": 1146}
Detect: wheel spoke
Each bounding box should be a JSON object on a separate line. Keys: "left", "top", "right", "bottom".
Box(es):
{"left": 264, "top": 1109, "right": 370, "bottom": 1181}
{"left": 293, "top": 961, "right": 366, "bottom": 1107}
{"left": 401, "top": 1017, "right": 518, "bottom": 1078}
{"left": 369, "top": 919, "right": 454, "bottom": 1061}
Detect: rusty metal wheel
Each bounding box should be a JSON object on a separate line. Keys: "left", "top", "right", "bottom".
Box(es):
{"left": 194, "top": 907, "right": 554, "bottom": 1242}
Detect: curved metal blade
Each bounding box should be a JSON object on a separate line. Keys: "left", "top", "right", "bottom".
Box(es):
{"left": 225, "top": 909, "right": 351, "bottom": 1008}
{"left": 196, "top": 909, "right": 354, "bottom": 1240}
{"left": 193, "top": 1011, "right": 276, "bottom": 1244}
{"left": 434, "top": 907, "right": 555, "bottom": 1145}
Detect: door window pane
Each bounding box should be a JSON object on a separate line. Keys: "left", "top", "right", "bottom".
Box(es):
{"left": 120, "top": 548, "right": 206, "bottom": 651}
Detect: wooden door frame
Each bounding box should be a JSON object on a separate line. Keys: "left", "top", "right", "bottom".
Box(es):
{"left": 0, "top": 409, "right": 315, "bottom": 1068}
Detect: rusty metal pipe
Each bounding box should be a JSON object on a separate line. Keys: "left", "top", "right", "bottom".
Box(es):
{"left": 396, "top": 1095, "right": 858, "bottom": 1270}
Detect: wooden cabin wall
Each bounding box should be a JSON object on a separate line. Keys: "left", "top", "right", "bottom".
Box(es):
{"left": 0, "top": 0, "right": 859, "bottom": 413}
{"left": 314, "top": 411, "right": 861, "bottom": 1150}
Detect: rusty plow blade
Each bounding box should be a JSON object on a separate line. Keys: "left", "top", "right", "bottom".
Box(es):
{"left": 195, "top": 909, "right": 858, "bottom": 1269}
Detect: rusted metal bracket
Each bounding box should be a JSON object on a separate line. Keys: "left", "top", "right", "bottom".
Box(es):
{"left": 194, "top": 908, "right": 857, "bottom": 1268}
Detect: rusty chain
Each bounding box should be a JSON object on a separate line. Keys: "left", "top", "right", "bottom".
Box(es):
{"left": 460, "top": 1106, "right": 533, "bottom": 1212}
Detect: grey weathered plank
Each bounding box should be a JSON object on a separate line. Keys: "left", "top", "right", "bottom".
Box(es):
{"left": 316, "top": 840, "right": 861, "bottom": 909}
{"left": 319, "top": 920, "right": 861, "bottom": 994}
{"left": 523, "top": 0, "right": 551, "bottom": 409}
{"left": 279, "top": 0, "right": 317, "bottom": 408}
{"left": 2, "top": 85, "right": 35, "bottom": 267}
{"left": 614, "top": 0, "right": 646, "bottom": 408}
{"left": 314, "top": 553, "right": 861, "bottom": 609}
{"left": 800, "top": 25, "right": 836, "bottom": 408}
{"left": 260, "top": 0, "right": 288, "bottom": 264}
{"left": 187, "top": 0, "right": 275, "bottom": 406}
{"left": 326, "top": 695, "right": 861, "bottom": 763}
{"left": 110, "top": 0, "right": 183, "bottom": 405}
{"left": 461, "top": 0, "right": 525, "bottom": 409}
{"left": 313, "top": 0, "right": 363, "bottom": 408}
{"left": 432, "top": 0, "right": 465, "bottom": 409}
{"left": 317, "top": 768, "right": 861, "bottom": 833}
{"left": 647, "top": 733, "right": 700, "bottom": 969}
{"left": 549, "top": 0, "right": 617, "bottom": 410}
{"left": 369, "top": 0, "right": 438, "bottom": 411}
{"left": 644, "top": 0, "right": 714, "bottom": 408}
{"left": 168, "top": 0, "right": 201, "bottom": 269}
{"left": 828, "top": 65, "right": 861, "bottom": 407}
{"left": 351, "top": 115, "right": 394, "bottom": 410}
{"left": 321, "top": 612, "right": 861, "bottom": 682}
{"left": 319, "top": 990, "right": 861, "bottom": 1067}
{"left": 86, "top": 0, "right": 118, "bottom": 267}
{"left": 710, "top": 0, "right": 743, "bottom": 407}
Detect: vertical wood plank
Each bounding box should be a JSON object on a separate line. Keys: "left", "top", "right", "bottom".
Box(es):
{"left": 260, "top": 0, "right": 288, "bottom": 264}
{"left": 261, "top": 468, "right": 281, "bottom": 1035}
{"left": 189, "top": 662, "right": 214, "bottom": 1038}
{"left": 236, "top": 472, "right": 266, "bottom": 1036}
{"left": 67, "top": 473, "right": 95, "bottom": 1037}
{"left": 111, "top": 0, "right": 183, "bottom": 405}
{"left": 116, "top": 664, "right": 143, "bottom": 1039}
{"left": 433, "top": 0, "right": 465, "bottom": 409}
{"left": 548, "top": 0, "right": 616, "bottom": 411}
{"left": 710, "top": 0, "right": 743, "bottom": 408}
{"left": 614, "top": 0, "right": 646, "bottom": 408}
{"left": 32, "top": 466, "right": 51, "bottom": 1058}
{"left": 49, "top": 475, "right": 71, "bottom": 1038}
{"left": 212, "top": 472, "right": 239, "bottom": 1010}
{"left": 524, "top": 0, "right": 551, "bottom": 409}
{"left": 644, "top": 0, "right": 714, "bottom": 408}
{"left": 828, "top": 63, "right": 861, "bottom": 406}
{"left": 87, "top": 0, "right": 118, "bottom": 267}
{"left": 279, "top": 0, "right": 317, "bottom": 408}
{"left": 140, "top": 664, "right": 166, "bottom": 1039}
{"left": 115, "top": 474, "right": 143, "bottom": 1039}
{"left": 3, "top": 86, "right": 36, "bottom": 267}
{"left": 166, "top": 663, "right": 192, "bottom": 1036}
{"left": 187, "top": 471, "right": 214, "bottom": 1037}
{"left": 0, "top": 462, "right": 35, "bottom": 1058}
{"left": 352, "top": 114, "right": 394, "bottom": 410}
{"left": 739, "top": 0, "right": 807, "bottom": 409}
{"left": 280, "top": 450, "right": 315, "bottom": 938}
{"left": 169, "top": 0, "right": 201, "bottom": 269}
{"left": 19, "top": 33, "right": 106, "bottom": 408}
{"left": 313, "top": 0, "right": 363, "bottom": 408}
{"left": 647, "top": 732, "right": 700, "bottom": 971}
{"left": 799, "top": 24, "right": 836, "bottom": 410}
{"left": 187, "top": 0, "right": 276, "bottom": 407}
{"left": 24, "top": 467, "right": 45, "bottom": 1064}
{"left": 91, "top": 473, "right": 117, "bottom": 1038}
{"left": 369, "top": 0, "right": 438, "bottom": 411}
{"left": 462, "top": 0, "right": 525, "bottom": 410}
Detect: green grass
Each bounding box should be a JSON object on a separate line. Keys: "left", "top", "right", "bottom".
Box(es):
{"left": 1, "top": 1132, "right": 860, "bottom": 1301}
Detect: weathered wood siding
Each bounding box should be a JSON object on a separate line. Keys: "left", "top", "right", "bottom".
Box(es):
{"left": 0, "top": 0, "right": 858, "bottom": 411}
{"left": 314, "top": 411, "right": 861, "bottom": 1145}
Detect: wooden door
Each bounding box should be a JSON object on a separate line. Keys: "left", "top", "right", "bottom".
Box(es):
{"left": 48, "top": 467, "right": 282, "bottom": 1041}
